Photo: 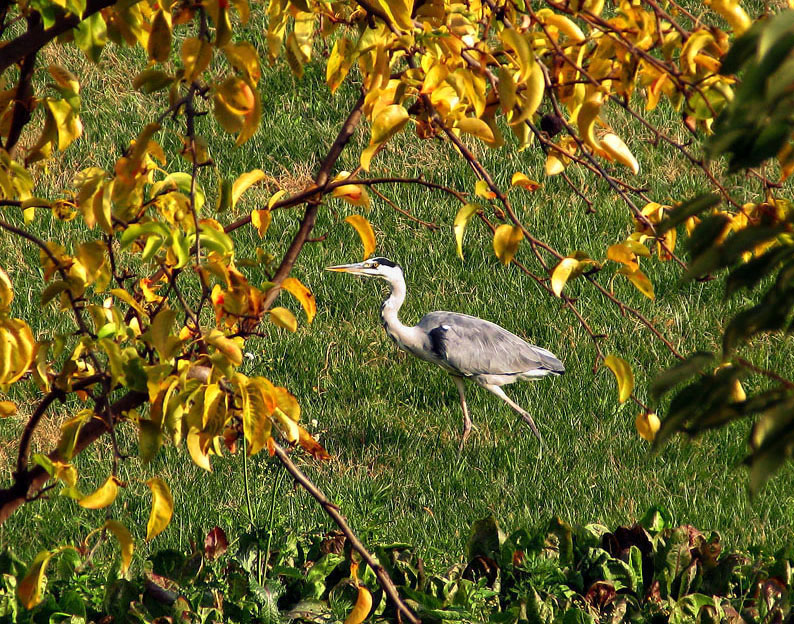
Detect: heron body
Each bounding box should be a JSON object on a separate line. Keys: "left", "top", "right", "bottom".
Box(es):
{"left": 327, "top": 257, "right": 564, "bottom": 447}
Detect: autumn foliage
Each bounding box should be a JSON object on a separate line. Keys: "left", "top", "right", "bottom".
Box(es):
{"left": 1, "top": 0, "right": 794, "bottom": 616}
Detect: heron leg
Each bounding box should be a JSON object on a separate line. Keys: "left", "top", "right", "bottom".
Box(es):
{"left": 452, "top": 376, "right": 472, "bottom": 449}
{"left": 483, "top": 384, "right": 544, "bottom": 447}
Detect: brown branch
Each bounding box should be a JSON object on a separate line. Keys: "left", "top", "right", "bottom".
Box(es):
{"left": 260, "top": 92, "right": 367, "bottom": 312}
{"left": 15, "top": 374, "right": 104, "bottom": 476}
{"left": 272, "top": 443, "right": 420, "bottom": 624}
{"left": 0, "top": 390, "right": 148, "bottom": 525}
{"left": 736, "top": 357, "right": 794, "bottom": 391}
{"left": 0, "top": 0, "right": 121, "bottom": 74}
{"left": 4, "top": 23, "right": 38, "bottom": 157}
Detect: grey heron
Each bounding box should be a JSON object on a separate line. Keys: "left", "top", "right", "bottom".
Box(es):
{"left": 326, "top": 257, "right": 565, "bottom": 448}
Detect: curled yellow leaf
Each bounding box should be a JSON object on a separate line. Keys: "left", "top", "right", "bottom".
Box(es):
{"left": 332, "top": 184, "right": 371, "bottom": 209}
{"left": 618, "top": 266, "right": 655, "bottom": 300}
{"left": 635, "top": 412, "right": 660, "bottom": 442}
{"left": 551, "top": 257, "right": 579, "bottom": 297}
{"left": 251, "top": 209, "right": 272, "bottom": 238}
{"left": 344, "top": 585, "right": 374, "bottom": 624}
{"left": 281, "top": 277, "right": 316, "bottom": 323}
{"left": 345, "top": 214, "right": 376, "bottom": 260}
{"left": 454, "top": 203, "right": 481, "bottom": 260}
{"left": 103, "top": 520, "right": 134, "bottom": 575}
{"left": 145, "top": 477, "right": 174, "bottom": 541}
{"left": 600, "top": 133, "right": 639, "bottom": 175}
{"left": 17, "top": 547, "right": 76, "bottom": 609}
{"left": 493, "top": 224, "right": 524, "bottom": 265}
{"left": 79, "top": 475, "right": 120, "bottom": 509}
{"left": 231, "top": 169, "right": 267, "bottom": 209}
{"left": 0, "top": 267, "right": 13, "bottom": 310}
{"left": 603, "top": 354, "right": 634, "bottom": 403}
{"left": 511, "top": 172, "right": 541, "bottom": 191}
{"left": 454, "top": 117, "right": 495, "bottom": 143}
{"left": 187, "top": 428, "right": 212, "bottom": 472}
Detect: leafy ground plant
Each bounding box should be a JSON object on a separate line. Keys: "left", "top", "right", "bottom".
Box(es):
{"left": 1, "top": 508, "right": 791, "bottom": 623}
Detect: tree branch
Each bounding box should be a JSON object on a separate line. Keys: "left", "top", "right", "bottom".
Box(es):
{"left": 272, "top": 443, "right": 420, "bottom": 624}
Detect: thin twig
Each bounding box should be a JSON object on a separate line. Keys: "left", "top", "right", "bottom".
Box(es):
{"left": 272, "top": 443, "right": 420, "bottom": 624}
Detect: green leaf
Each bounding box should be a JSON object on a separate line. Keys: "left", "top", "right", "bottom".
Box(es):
{"left": 651, "top": 351, "right": 714, "bottom": 399}
{"left": 656, "top": 194, "right": 720, "bottom": 236}
{"left": 73, "top": 12, "right": 107, "bottom": 63}
{"left": 467, "top": 516, "right": 505, "bottom": 561}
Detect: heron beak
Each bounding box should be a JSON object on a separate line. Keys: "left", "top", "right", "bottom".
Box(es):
{"left": 325, "top": 262, "right": 366, "bottom": 274}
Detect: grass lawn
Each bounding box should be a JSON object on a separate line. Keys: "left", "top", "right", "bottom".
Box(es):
{"left": 1, "top": 5, "right": 793, "bottom": 573}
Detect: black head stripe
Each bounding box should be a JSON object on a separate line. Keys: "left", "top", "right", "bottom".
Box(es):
{"left": 371, "top": 257, "right": 397, "bottom": 267}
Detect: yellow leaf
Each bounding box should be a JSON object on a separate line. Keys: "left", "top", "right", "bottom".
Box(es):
{"left": 251, "top": 209, "right": 272, "bottom": 237}
{"left": 327, "top": 38, "right": 354, "bottom": 95}
{"left": 213, "top": 93, "right": 244, "bottom": 134}
{"left": 274, "top": 385, "right": 300, "bottom": 421}
{"left": 344, "top": 585, "right": 374, "bottom": 624}
{"left": 500, "top": 28, "right": 533, "bottom": 83}
{"left": 239, "top": 376, "right": 273, "bottom": 456}
{"left": 603, "top": 354, "right": 634, "bottom": 403}
{"left": 46, "top": 99, "right": 82, "bottom": 151}
{"left": 17, "top": 548, "right": 76, "bottom": 609}
{"left": 618, "top": 266, "right": 655, "bottom": 299}
{"left": 110, "top": 288, "right": 148, "bottom": 320}
{"left": 145, "top": 477, "right": 173, "bottom": 541}
{"left": 493, "top": 224, "right": 523, "bottom": 265}
{"left": 551, "top": 257, "right": 580, "bottom": 297}
{"left": 181, "top": 37, "right": 212, "bottom": 81}
{"left": 0, "top": 400, "right": 16, "bottom": 417}
{"left": 217, "top": 76, "right": 256, "bottom": 114}
{"left": 235, "top": 83, "right": 261, "bottom": 147}
{"left": 79, "top": 475, "right": 120, "bottom": 509}
{"left": 497, "top": 67, "right": 517, "bottom": 114}
{"left": 231, "top": 169, "right": 266, "bottom": 208}
{"left": 281, "top": 277, "right": 316, "bottom": 323}
{"left": 204, "top": 329, "right": 243, "bottom": 366}
{"left": 453, "top": 203, "right": 481, "bottom": 260}
{"left": 600, "top": 133, "right": 639, "bottom": 174}
{"left": 545, "top": 151, "right": 565, "bottom": 176}
{"left": 223, "top": 41, "right": 261, "bottom": 84}
{"left": 0, "top": 266, "right": 13, "bottom": 309}
{"left": 147, "top": 10, "right": 172, "bottom": 63}
{"left": 187, "top": 428, "right": 212, "bottom": 471}
{"left": 635, "top": 412, "right": 660, "bottom": 442}
{"left": 269, "top": 307, "right": 297, "bottom": 332}
{"left": 361, "top": 105, "right": 409, "bottom": 170}
{"left": 511, "top": 172, "right": 541, "bottom": 191}
{"left": 332, "top": 184, "right": 371, "bottom": 209}
{"left": 48, "top": 65, "right": 80, "bottom": 94}
{"left": 454, "top": 117, "right": 495, "bottom": 143}
{"left": 475, "top": 179, "right": 496, "bottom": 200}
{"left": 103, "top": 520, "right": 134, "bottom": 574}
{"left": 273, "top": 408, "right": 299, "bottom": 443}
{"left": 345, "top": 215, "right": 376, "bottom": 260}
{"left": 607, "top": 243, "right": 638, "bottom": 270}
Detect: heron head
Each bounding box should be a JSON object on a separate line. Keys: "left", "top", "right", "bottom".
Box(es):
{"left": 325, "top": 257, "right": 402, "bottom": 280}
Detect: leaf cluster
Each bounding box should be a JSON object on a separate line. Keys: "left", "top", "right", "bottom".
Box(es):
{"left": 2, "top": 509, "right": 793, "bottom": 623}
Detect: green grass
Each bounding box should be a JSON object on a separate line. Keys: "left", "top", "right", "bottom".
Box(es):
{"left": 2, "top": 6, "right": 794, "bottom": 574}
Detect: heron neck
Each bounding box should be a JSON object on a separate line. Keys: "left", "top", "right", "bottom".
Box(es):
{"left": 380, "top": 274, "right": 411, "bottom": 338}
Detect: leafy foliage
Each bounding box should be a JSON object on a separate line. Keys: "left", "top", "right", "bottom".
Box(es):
{"left": 0, "top": 0, "right": 793, "bottom": 614}
{"left": 2, "top": 511, "right": 793, "bottom": 623}
{"left": 652, "top": 13, "right": 794, "bottom": 494}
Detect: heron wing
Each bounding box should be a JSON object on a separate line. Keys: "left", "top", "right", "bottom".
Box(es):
{"left": 417, "top": 311, "right": 564, "bottom": 376}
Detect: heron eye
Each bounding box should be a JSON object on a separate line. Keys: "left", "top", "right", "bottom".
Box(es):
{"left": 373, "top": 261, "right": 379, "bottom": 268}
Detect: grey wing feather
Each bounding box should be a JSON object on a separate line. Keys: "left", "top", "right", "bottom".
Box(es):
{"left": 416, "top": 311, "right": 564, "bottom": 376}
